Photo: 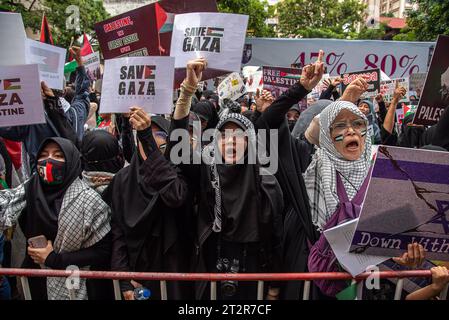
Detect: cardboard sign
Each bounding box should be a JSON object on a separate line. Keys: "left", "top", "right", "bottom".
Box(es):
{"left": 25, "top": 39, "right": 66, "bottom": 90}
{"left": 243, "top": 38, "right": 433, "bottom": 79}
{"left": 413, "top": 35, "right": 449, "bottom": 125}
{"left": 0, "top": 13, "right": 27, "bottom": 66}
{"left": 350, "top": 146, "right": 449, "bottom": 261}
{"left": 242, "top": 66, "right": 263, "bottom": 93}
{"left": 409, "top": 72, "right": 427, "bottom": 102}
{"left": 100, "top": 56, "right": 175, "bottom": 114}
{"left": 262, "top": 66, "right": 301, "bottom": 99}
{"left": 0, "top": 64, "right": 45, "bottom": 127}
{"left": 94, "top": 4, "right": 161, "bottom": 59}
{"left": 379, "top": 78, "right": 410, "bottom": 103}
{"left": 170, "top": 13, "right": 248, "bottom": 70}
{"left": 170, "top": 13, "right": 248, "bottom": 85}
{"left": 217, "top": 72, "right": 246, "bottom": 101}
{"left": 341, "top": 69, "right": 380, "bottom": 99}
{"left": 83, "top": 52, "right": 101, "bottom": 81}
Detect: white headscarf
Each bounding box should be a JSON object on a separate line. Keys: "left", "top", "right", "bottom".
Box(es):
{"left": 303, "top": 100, "right": 372, "bottom": 231}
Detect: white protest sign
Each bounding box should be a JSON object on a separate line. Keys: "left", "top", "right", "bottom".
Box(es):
{"left": 324, "top": 218, "right": 389, "bottom": 277}
{"left": 0, "top": 64, "right": 45, "bottom": 127}
{"left": 0, "top": 13, "right": 27, "bottom": 66}
{"left": 82, "top": 52, "right": 101, "bottom": 81}
{"left": 170, "top": 13, "right": 249, "bottom": 72}
{"left": 101, "top": 56, "right": 175, "bottom": 114}
{"left": 217, "top": 72, "right": 246, "bottom": 101}
{"left": 242, "top": 66, "right": 263, "bottom": 93}
{"left": 379, "top": 78, "right": 409, "bottom": 103}
{"left": 25, "top": 39, "right": 66, "bottom": 90}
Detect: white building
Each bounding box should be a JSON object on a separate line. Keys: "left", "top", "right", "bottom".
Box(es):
{"left": 362, "top": 0, "right": 415, "bottom": 18}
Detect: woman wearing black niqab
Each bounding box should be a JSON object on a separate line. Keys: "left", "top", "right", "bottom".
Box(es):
{"left": 81, "top": 130, "right": 125, "bottom": 195}
{"left": 0, "top": 137, "right": 112, "bottom": 300}
{"left": 104, "top": 107, "right": 191, "bottom": 300}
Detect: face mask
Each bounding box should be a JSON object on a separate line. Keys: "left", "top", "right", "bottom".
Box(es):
{"left": 37, "top": 158, "right": 65, "bottom": 185}
{"left": 288, "top": 120, "right": 297, "bottom": 132}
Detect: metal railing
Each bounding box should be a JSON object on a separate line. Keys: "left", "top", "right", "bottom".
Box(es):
{"left": 0, "top": 268, "right": 447, "bottom": 300}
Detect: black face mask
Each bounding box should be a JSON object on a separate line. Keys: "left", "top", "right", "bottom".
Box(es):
{"left": 288, "top": 120, "right": 297, "bottom": 131}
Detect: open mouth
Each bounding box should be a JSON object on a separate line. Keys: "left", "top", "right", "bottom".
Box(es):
{"left": 345, "top": 140, "right": 359, "bottom": 151}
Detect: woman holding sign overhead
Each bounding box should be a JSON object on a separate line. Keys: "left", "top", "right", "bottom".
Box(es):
{"left": 104, "top": 107, "right": 193, "bottom": 300}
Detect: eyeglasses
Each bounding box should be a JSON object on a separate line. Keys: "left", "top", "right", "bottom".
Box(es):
{"left": 330, "top": 119, "right": 367, "bottom": 135}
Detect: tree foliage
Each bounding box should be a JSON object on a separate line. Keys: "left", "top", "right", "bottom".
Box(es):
{"left": 1, "top": 0, "right": 110, "bottom": 48}
{"left": 217, "top": 0, "right": 275, "bottom": 37}
{"left": 276, "top": 0, "right": 366, "bottom": 38}
{"left": 395, "top": 0, "right": 449, "bottom": 41}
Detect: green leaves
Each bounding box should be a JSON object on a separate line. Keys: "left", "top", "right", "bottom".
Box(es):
{"left": 276, "top": 0, "right": 365, "bottom": 38}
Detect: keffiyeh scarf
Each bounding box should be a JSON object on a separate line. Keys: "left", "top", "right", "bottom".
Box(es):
{"left": 303, "top": 101, "right": 372, "bottom": 231}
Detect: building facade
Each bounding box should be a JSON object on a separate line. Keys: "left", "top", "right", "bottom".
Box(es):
{"left": 362, "top": 0, "right": 415, "bottom": 18}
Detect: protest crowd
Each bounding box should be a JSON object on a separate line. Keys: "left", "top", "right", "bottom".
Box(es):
{"left": 0, "top": 3, "right": 449, "bottom": 302}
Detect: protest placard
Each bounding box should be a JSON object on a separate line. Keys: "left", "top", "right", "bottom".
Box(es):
{"left": 170, "top": 13, "right": 248, "bottom": 85}
{"left": 217, "top": 72, "right": 246, "bottom": 101}
{"left": 100, "top": 56, "right": 175, "bottom": 114}
{"left": 83, "top": 52, "right": 101, "bottom": 81}
{"left": 413, "top": 35, "right": 449, "bottom": 125}
{"left": 242, "top": 66, "right": 263, "bottom": 93}
{"left": 379, "top": 78, "right": 409, "bottom": 103}
{"left": 409, "top": 72, "right": 427, "bottom": 102}
{"left": 324, "top": 218, "right": 389, "bottom": 277}
{"left": 94, "top": 4, "right": 161, "bottom": 59}
{"left": 262, "top": 66, "right": 301, "bottom": 98}
{"left": 0, "top": 13, "right": 26, "bottom": 66}
{"left": 0, "top": 64, "right": 45, "bottom": 127}
{"left": 350, "top": 146, "right": 449, "bottom": 261}
{"left": 341, "top": 68, "right": 380, "bottom": 99}
{"left": 243, "top": 38, "right": 433, "bottom": 79}
{"left": 25, "top": 39, "right": 66, "bottom": 90}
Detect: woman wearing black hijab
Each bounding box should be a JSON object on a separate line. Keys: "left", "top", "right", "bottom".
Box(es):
{"left": 399, "top": 105, "right": 449, "bottom": 150}
{"left": 189, "top": 112, "right": 284, "bottom": 300}
{"left": 104, "top": 107, "right": 191, "bottom": 300}
{"left": 191, "top": 100, "right": 220, "bottom": 130}
{"left": 0, "top": 137, "right": 111, "bottom": 300}
{"left": 81, "top": 130, "right": 125, "bottom": 195}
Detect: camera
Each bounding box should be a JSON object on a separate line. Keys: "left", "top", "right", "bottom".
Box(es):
{"left": 216, "top": 257, "right": 240, "bottom": 297}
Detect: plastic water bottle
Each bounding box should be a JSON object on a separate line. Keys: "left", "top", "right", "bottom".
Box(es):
{"left": 133, "top": 287, "right": 151, "bottom": 300}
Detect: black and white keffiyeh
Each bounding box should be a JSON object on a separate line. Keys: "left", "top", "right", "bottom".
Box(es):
{"left": 303, "top": 101, "right": 372, "bottom": 231}
{"left": 203, "top": 112, "right": 257, "bottom": 233}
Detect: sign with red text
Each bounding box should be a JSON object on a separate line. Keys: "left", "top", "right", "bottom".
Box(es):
{"left": 94, "top": 4, "right": 161, "bottom": 59}
{"left": 100, "top": 56, "right": 175, "bottom": 114}
{"left": 0, "top": 64, "right": 45, "bottom": 127}
{"left": 262, "top": 66, "right": 301, "bottom": 99}
{"left": 413, "top": 35, "right": 449, "bottom": 126}
{"left": 243, "top": 38, "right": 434, "bottom": 79}
{"left": 341, "top": 69, "right": 380, "bottom": 99}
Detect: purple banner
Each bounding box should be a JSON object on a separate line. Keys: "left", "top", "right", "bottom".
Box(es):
{"left": 350, "top": 146, "right": 449, "bottom": 261}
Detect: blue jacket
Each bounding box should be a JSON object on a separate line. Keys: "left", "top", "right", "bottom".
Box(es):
{"left": 64, "top": 65, "right": 90, "bottom": 141}
{"left": 0, "top": 66, "right": 89, "bottom": 171}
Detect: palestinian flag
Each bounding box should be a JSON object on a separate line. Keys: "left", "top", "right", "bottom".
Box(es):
{"left": 206, "top": 27, "right": 224, "bottom": 37}
{"left": 279, "top": 71, "right": 300, "bottom": 80}
{"left": 69, "top": 33, "right": 94, "bottom": 61}
{"left": 40, "top": 14, "right": 54, "bottom": 45}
